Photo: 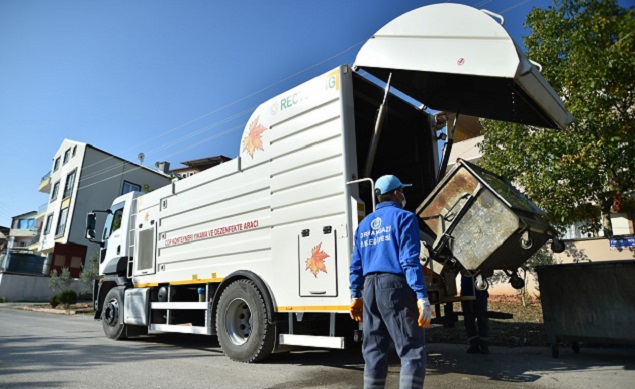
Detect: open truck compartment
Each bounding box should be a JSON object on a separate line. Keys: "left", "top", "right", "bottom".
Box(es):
{"left": 415, "top": 159, "right": 558, "bottom": 274}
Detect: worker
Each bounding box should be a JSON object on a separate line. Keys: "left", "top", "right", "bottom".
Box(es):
{"left": 349, "top": 174, "right": 432, "bottom": 389}
{"left": 460, "top": 272, "right": 490, "bottom": 354}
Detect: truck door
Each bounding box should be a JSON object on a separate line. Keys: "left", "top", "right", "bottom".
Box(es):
{"left": 100, "top": 200, "right": 127, "bottom": 274}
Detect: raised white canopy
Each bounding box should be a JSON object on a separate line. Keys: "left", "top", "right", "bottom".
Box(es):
{"left": 354, "top": 3, "right": 573, "bottom": 130}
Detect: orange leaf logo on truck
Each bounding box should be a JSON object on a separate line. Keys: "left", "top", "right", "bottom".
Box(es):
{"left": 242, "top": 116, "right": 268, "bottom": 158}
{"left": 305, "top": 242, "right": 329, "bottom": 277}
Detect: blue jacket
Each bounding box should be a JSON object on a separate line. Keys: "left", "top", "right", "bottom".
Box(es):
{"left": 349, "top": 201, "right": 427, "bottom": 299}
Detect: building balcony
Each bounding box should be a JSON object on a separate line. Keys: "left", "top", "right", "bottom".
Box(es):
{"left": 38, "top": 171, "right": 51, "bottom": 193}
{"left": 35, "top": 202, "right": 48, "bottom": 220}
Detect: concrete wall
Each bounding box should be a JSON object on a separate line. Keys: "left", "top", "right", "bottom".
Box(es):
{"left": 0, "top": 272, "right": 86, "bottom": 302}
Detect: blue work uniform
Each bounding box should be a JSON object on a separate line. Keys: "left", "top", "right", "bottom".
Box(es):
{"left": 349, "top": 201, "right": 428, "bottom": 389}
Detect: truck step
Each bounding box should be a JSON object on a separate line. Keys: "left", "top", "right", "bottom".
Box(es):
{"left": 149, "top": 324, "right": 212, "bottom": 335}
{"left": 279, "top": 334, "right": 345, "bottom": 349}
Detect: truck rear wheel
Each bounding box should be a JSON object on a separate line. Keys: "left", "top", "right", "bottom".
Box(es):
{"left": 215, "top": 279, "right": 275, "bottom": 363}
{"left": 102, "top": 287, "right": 127, "bottom": 340}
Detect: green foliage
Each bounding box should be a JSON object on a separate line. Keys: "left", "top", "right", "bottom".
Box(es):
{"left": 79, "top": 251, "right": 100, "bottom": 294}
{"left": 0, "top": 297, "right": 9, "bottom": 303}
{"left": 57, "top": 290, "right": 78, "bottom": 309}
{"left": 49, "top": 267, "right": 73, "bottom": 292}
{"left": 50, "top": 295, "right": 60, "bottom": 308}
{"left": 479, "top": 0, "right": 635, "bottom": 237}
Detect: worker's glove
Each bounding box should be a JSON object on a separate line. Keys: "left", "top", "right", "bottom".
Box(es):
{"left": 350, "top": 298, "right": 363, "bottom": 322}
{"left": 417, "top": 298, "right": 433, "bottom": 328}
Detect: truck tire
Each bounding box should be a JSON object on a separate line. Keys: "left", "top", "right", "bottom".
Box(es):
{"left": 215, "top": 279, "right": 275, "bottom": 363}
{"left": 102, "top": 287, "right": 127, "bottom": 340}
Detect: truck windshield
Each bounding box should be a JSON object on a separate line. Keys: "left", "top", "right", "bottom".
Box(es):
{"left": 102, "top": 201, "right": 125, "bottom": 244}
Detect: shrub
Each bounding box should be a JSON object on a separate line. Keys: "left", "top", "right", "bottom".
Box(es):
{"left": 50, "top": 295, "right": 60, "bottom": 308}
{"left": 57, "top": 290, "right": 78, "bottom": 309}
{"left": 0, "top": 297, "right": 8, "bottom": 303}
{"left": 49, "top": 267, "right": 73, "bottom": 292}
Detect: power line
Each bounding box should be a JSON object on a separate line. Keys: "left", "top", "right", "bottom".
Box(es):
{"left": 76, "top": 40, "right": 364, "bottom": 183}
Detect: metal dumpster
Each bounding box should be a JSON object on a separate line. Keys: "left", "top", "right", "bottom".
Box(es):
{"left": 536, "top": 260, "right": 635, "bottom": 358}
{"left": 415, "top": 159, "right": 560, "bottom": 275}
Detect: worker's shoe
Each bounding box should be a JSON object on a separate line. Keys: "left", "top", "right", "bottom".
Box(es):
{"left": 479, "top": 340, "right": 490, "bottom": 354}
{"left": 466, "top": 345, "right": 480, "bottom": 354}
{"left": 467, "top": 338, "right": 480, "bottom": 354}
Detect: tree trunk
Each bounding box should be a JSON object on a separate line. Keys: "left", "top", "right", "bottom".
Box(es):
{"left": 600, "top": 200, "right": 613, "bottom": 238}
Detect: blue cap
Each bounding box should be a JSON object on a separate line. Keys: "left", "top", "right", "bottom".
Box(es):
{"left": 375, "top": 175, "right": 412, "bottom": 195}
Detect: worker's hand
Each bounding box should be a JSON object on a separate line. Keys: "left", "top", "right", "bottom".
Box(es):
{"left": 417, "top": 298, "right": 433, "bottom": 328}
{"left": 350, "top": 298, "right": 363, "bottom": 322}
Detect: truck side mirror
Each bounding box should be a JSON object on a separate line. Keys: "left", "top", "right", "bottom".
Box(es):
{"left": 86, "top": 213, "right": 97, "bottom": 240}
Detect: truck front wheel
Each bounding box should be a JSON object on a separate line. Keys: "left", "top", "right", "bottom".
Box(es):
{"left": 215, "top": 279, "right": 275, "bottom": 363}
{"left": 102, "top": 287, "right": 127, "bottom": 340}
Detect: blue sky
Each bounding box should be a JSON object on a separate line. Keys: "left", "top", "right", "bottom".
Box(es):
{"left": 0, "top": 0, "right": 585, "bottom": 227}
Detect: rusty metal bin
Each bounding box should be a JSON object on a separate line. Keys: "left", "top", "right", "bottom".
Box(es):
{"left": 536, "top": 260, "right": 635, "bottom": 358}
{"left": 416, "top": 159, "right": 559, "bottom": 274}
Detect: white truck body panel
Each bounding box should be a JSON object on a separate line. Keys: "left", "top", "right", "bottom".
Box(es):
{"left": 133, "top": 67, "right": 357, "bottom": 312}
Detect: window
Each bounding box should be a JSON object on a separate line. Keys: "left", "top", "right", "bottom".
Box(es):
{"left": 51, "top": 181, "right": 60, "bottom": 202}
{"left": 53, "top": 157, "right": 61, "bottom": 172}
{"left": 102, "top": 201, "right": 125, "bottom": 241}
{"left": 53, "top": 255, "right": 65, "bottom": 266}
{"left": 122, "top": 181, "right": 141, "bottom": 195}
{"left": 72, "top": 145, "right": 77, "bottom": 157}
{"left": 16, "top": 218, "right": 36, "bottom": 229}
{"left": 55, "top": 207, "right": 69, "bottom": 236}
{"left": 63, "top": 170, "right": 76, "bottom": 198}
{"left": 63, "top": 149, "right": 71, "bottom": 164}
{"left": 44, "top": 214, "right": 54, "bottom": 234}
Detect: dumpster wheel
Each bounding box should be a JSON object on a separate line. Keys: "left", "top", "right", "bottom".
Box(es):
{"left": 510, "top": 274, "right": 525, "bottom": 290}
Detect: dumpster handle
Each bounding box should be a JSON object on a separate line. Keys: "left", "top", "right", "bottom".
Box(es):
{"left": 430, "top": 184, "right": 483, "bottom": 259}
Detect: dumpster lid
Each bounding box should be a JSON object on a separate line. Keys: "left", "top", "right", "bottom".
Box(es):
{"left": 459, "top": 159, "right": 546, "bottom": 216}
{"left": 353, "top": 3, "right": 573, "bottom": 130}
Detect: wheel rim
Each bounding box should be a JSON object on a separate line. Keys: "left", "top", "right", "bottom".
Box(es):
{"left": 224, "top": 297, "right": 252, "bottom": 345}
{"left": 104, "top": 298, "right": 119, "bottom": 327}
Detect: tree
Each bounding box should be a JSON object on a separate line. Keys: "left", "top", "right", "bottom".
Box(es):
{"left": 79, "top": 251, "right": 100, "bottom": 294}
{"left": 49, "top": 267, "right": 73, "bottom": 293}
{"left": 479, "top": 0, "right": 635, "bottom": 236}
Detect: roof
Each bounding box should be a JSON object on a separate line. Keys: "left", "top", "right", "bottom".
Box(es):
{"left": 180, "top": 156, "right": 231, "bottom": 169}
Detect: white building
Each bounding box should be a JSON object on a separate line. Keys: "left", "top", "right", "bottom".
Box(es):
{"left": 36, "top": 139, "right": 171, "bottom": 277}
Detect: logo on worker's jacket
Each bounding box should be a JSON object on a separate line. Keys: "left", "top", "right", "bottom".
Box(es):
{"left": 242, "top": 116, "right": 268, "bottom": 158}
{"left": 305, "top": 242, "right": 329, "bottom": 278}
{"left": 371, "top": 217, "right": 382, "bottom": 230}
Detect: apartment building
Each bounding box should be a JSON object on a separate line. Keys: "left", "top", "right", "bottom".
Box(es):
{"left": 36, "top": 139, "right": 171, "bottom": 277}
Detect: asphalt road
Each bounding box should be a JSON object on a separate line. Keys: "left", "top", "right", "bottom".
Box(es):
{"left": 1, "top": 304, "right": 634, "bottom": 389}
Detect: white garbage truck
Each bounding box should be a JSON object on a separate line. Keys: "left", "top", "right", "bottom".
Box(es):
{"left": 86, "top": 3, "right": 572, "bottom": 362}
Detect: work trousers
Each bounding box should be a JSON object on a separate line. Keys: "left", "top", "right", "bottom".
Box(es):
{"left": 362, "top": 273, "right": 426, "bottom": 389}
{"left": 461, "top": 292, "right": 489, "bottom": 346}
